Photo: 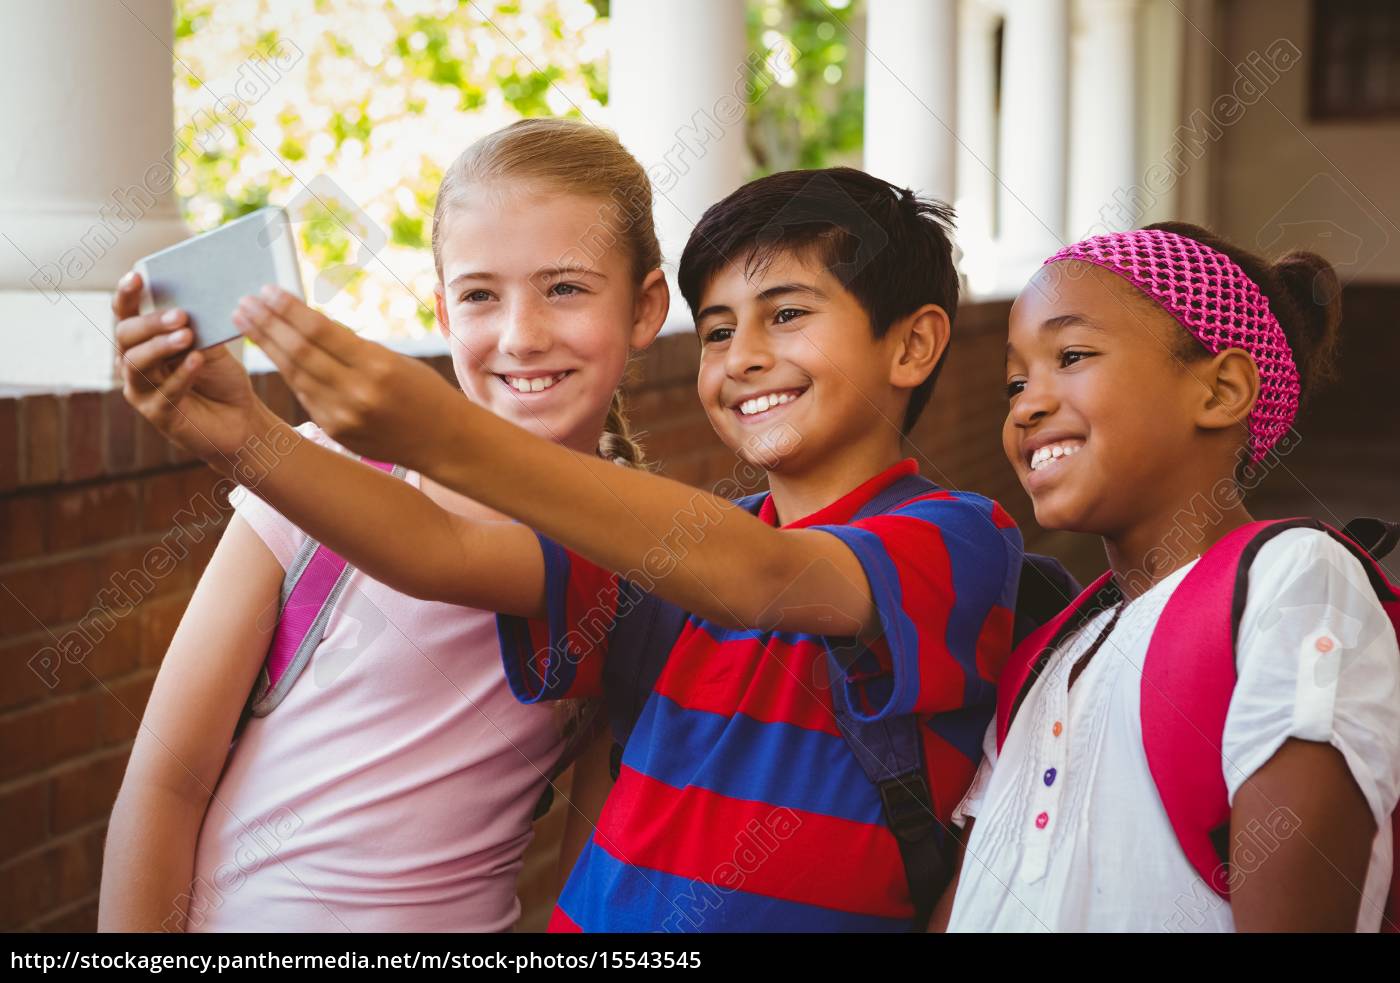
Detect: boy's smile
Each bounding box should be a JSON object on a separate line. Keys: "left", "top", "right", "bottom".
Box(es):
{"left": 730, "top": 385, "right": 809, "bottom": 423}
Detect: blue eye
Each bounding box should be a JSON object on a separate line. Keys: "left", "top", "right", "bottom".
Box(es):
{"left": 460, "top": 289, "right": 492, "bottom": 303}
{"left": 549, "top": 282, "right": 582, "bottom": 297}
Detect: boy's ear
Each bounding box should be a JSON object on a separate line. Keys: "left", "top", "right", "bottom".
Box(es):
{"left": 433, "top": 284, "right": 451, "bottom": 340}
{"left": 1195, "top": 347, "right": 1260, "bottom": 434}
{"left": 629, "top": 269, "right": 671, "bottom": 350}
{"left": 889, "top": 303, "right": 951, "bottom": 391}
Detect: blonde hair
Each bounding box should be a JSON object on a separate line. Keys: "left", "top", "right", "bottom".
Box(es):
{"left": 431, "top": 118, "right": 660, "bottom": 469}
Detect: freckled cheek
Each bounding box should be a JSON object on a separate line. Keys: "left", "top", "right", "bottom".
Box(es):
{"left": 451, "top": 340, "right": 499, "bottom": 400}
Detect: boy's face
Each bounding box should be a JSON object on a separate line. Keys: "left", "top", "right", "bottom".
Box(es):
{"left": 693, "top": 250, "right": 904, "bottom": 473}
{"left": 1003, "top": 262, "right": 1212, "bottom": 535}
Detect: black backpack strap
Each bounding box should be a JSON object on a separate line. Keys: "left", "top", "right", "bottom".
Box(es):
{"left": 1013, "top": 553, "right": 1083, "bottom": 648}
{"left": 829, "top": 471, "right": 949, "bottom": 930}
{"left": 828, "top": 659, "right": 947, "bottom": 930}
{"left": 1341, "top": 517, "right": 1400, "bottom": 562}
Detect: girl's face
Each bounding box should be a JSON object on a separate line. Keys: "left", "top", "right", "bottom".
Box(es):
{"left": 1003, "top": 262, "right": 1212, "bottom": 535}
{"left": 433, "top": 181, "right": 666, "bottom": 454}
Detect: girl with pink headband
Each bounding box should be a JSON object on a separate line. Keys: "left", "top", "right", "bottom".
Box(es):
{"left": 934, "top": 222, "right": 1400, "bottom": 932}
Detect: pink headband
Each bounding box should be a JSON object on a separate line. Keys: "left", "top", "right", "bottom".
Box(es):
{"left": 1043, "top": 229, "right": 1300, "bottom": 463}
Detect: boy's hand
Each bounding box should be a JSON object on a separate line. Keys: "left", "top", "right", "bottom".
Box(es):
{"left": 233, "top": 286, "right": 460, "bottom": 469}
{"left": 113, "top": 271, "right": 271, "bottom": 466}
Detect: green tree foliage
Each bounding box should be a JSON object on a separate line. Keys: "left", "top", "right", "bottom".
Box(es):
{"left": 746, "top": 0, "right": 863, "bottom": 176}
{"left": 174, "top": 0, "right": 609, "bottom": 337}
{"left": 174, "top": 0, "right": 864, "bottom": 339}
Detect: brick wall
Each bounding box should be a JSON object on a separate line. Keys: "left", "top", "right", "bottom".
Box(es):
{"left": 0, "top": 371, "right": 314, "bottom": 932}
{"left": 0, "top": 299, "right": 1091, "bottom": 933}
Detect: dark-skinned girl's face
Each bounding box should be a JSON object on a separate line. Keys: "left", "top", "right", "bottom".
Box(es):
{"left": 1003, "top": 262, "right": 1215, "bottom": 536}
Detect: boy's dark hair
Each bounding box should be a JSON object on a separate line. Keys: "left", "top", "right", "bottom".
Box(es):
{"left": 1144, "top": 221, "right": 1343, "bottom": 407}
{"left": 678, "top": 167, "right": 960, "bottom": 433}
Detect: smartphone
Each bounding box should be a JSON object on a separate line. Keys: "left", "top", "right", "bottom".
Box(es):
{"left": 133, "top": 206, "right": 304, "bottom": 350}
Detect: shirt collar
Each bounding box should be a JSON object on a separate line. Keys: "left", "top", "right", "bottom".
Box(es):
{"left": 757, "top": 458, "right": 920, "bottom": 529}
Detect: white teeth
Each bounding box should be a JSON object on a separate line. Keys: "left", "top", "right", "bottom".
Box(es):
{"left": 738, "top": 390, "right": 800, "bottom": 417}
{"left": 1030, "top": 442, "right": 1082, "bottom": 471}
{"left": 503, "top": 372, "right": 567, "bottom": 394}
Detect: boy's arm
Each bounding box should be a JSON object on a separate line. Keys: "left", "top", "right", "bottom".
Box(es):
{"left": 1229, "top": 739, "right": 1373, "bottom": 931}
{"left": 238, "top": 290, "right": 882, "bottom": 636}
{"left": 429, "top": 412, "right": 872, "bottom": 634}
{"left": 228, "top": 407, "right": 547, "bottom": 618}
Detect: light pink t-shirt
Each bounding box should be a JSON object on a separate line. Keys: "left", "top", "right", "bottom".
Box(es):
{"left": 188, "top": 425, "right": 564, "bottom": 932}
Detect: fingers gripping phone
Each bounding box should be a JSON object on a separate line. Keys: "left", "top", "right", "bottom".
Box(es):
{"left": 133, "top": 206, "right": 305, "bottom": 350}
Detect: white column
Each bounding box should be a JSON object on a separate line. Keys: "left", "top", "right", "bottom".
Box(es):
{"left": 0, "top": 0, "right": 189, "bottom": 387}
{"left": 995, "top": 0, "right": 1070, "bottom": 293}
{"left": 608, "top": 0, "right": 750, "bottom": 330}
{"left": 1068, "top": 0, "right": 1142, "bottom": 239}
{"left": 1174, "top": 0, "right": 1224, "bottom": 228}
{"left": 955, "top": 0, "right": 1002, "bottom": 297}
{"left": 863, "top": 0, "right": 958, "bottom": 203}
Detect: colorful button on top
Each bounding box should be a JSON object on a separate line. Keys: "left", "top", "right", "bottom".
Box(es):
{"left": 1043, "top": 767, "right": 1057, "bottom": 787}
{"left": 1316, "top": 636, "right": 1335, "bottom": 653}
{"left": 1035, "top": 811, "right": 1050, "bottom": 830}
{"left": 1052, "top": 721, "right": 1063, "bottom": 737}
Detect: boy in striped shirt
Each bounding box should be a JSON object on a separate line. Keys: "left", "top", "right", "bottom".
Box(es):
{"left": 496, "top": 169, "right": 1024, "bottom": 931}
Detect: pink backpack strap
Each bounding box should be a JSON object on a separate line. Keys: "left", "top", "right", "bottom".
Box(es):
{"left": 239, "top": 457, "right": 401, "bottom": 727}
{"left": 996, "top": 570, "right": 1117, "bottom": 753}
{"left": 1139, "top": 520, "right": 1273, "bottom": 898}
{"left": 1143, "top": 517, "right": 1400, "bottom": 928}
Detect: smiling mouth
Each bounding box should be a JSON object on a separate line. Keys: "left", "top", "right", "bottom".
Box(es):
{"left": 498, "top": 371, "right": 572, "bottom": 394}
{"left": 731, "top": 387, "right": 808, "bottom": 421}
{"left": 1027, "top": 438, "right": 1085, "bottom": 473}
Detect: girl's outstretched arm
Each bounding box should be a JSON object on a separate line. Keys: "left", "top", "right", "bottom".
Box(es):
{"left": 100, "top": 516, "right": 283, "bottom": 931}
{"left": 227, "top": 409, "right": 547, "bottom": 617}
{"left": 1228, "top": 738, "right": 1374, "bottom": 931}
{"left": 114, "top": 274, "right": 547, "bottom": 619}
{"left": 238, "top": 290, "right": 884, "bottom": 638}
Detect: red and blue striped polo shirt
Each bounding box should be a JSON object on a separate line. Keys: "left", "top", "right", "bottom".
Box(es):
{"left": 497, "top": 459, "right": 1022, "bottom": 932}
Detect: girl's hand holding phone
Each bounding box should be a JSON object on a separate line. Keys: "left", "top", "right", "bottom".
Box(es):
{"left": 112, "top": 271, "right": 276, "bottom": 467}
{"left": 233, "top": 286, "right": 460, "bottom": 469}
